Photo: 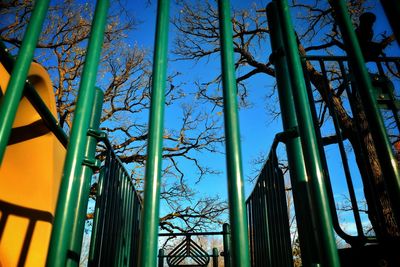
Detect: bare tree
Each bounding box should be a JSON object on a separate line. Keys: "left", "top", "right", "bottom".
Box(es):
{"left": 0, "top": 0, "right": 228, "bottom": 232}
{"left": 172, "top": 0, "right": 399, "bottom": 238}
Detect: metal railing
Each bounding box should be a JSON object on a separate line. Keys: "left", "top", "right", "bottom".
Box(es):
{"left": 246, "top": 136, "right": 293, "bottom": 267}
{"left": 88, "top": 138, "right": 142, "bottom": 267}
{"left": 158, "top": 229, "right": 228, "bottom": 267}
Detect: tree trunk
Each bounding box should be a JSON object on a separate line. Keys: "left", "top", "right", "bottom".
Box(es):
{"left": 347, "top": 92, "right": 400, "bottom": 239}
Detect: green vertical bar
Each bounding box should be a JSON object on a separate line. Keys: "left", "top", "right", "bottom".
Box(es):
{"left": 137, "top": 0, "right": 170, "bottom": 266}
{"left": 329, "top": 0, "right": 400, "bottom": 228}
{"left": 0, "top": 0, "right": 50, "bottom": 163}
{"left": 222, "top": 223, "right": 232, "bottom": 267}
{"left": 46, "top": 0, "right": 109, "bottom": 265}
{"left": 266, "top": 3, "right": 320, "bottom": 266}
{"left": 274, "top": 0, "right": 340, "bottom": 266}
{"left": 66, "top": 88, "right": 104, "bottom": 267}
{"left": 118, "top": 175, "right": 126, "bottom": 266}
{"left": 118, "top": 173, "right": 129, "bottom": 266}
{"left": 217, "top": 1, "right": 250, "bottom": 266}
{"left": 114, "top": 168, "right": 123, "bottom": 267}
{"left": 158, "top": 249, "right": 165, "bottom": 267}
{"left": 212, "top": 248, "right": 219, "bottom": 267}
{"left": 126, "top": 187, "right": 134, "bottom": 265}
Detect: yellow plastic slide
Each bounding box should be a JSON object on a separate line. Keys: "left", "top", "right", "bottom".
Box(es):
{"left": 0, "top": 62, "right": 65, "bottom": 266}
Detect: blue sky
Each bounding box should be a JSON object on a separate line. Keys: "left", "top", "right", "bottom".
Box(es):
{"left": 106, "top": 0, "right": 400, "bottom": 237}
{"left": 124, "top": 0, "right": 400, "bottom": 231}
{"left": 130, "top": 0, "right": 278, "bottom": 193}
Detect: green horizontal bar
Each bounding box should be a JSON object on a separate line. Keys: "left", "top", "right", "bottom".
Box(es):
{"left": 158, "top": 231, "right": 224, "bottom": 237}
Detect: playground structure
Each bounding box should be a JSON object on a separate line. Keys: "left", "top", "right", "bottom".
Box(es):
{"left": 0, "top": 0, "right": 400, "bottom": 266}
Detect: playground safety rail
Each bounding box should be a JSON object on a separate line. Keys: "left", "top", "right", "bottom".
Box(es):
{"left": 88, "top": 137, "right": 142, "bottom": 267}
{"left": 246, "top": 135, "right": 293, "bottom": 267}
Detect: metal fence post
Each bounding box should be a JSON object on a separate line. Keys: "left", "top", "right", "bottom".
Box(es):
{"left": 213, "top": 248, "right": 219, "bottom": 267}
{"left": 137, "top": 0, "right": 170, "bottom": 266}
{"left": 0, "top": 0, "right": 50, "bottom": 163}
{"left": 46, "top": 0, "right": 109, "bottom": 265}
{"left": 158, "top": 249, "right": 165, "bottom": 267}
{"left": 217, "top": 0, "right": 250, "bottom": 266}
{"left": 222, "top": 223, "right": 232, "bottom": 267}
{"left": 273, "top": 0, "right": 340, "bottom": 266}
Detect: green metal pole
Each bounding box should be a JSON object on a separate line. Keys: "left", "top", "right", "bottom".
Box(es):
{"left": 46, "top": 0, "right": 109, "bottom": 265}
{"left": 266, "top": 3, "right": 320, "bottom": 266}
{"left": 0, "top": 0, "right": 50, "bottom": 164}
{"left": 137, "top": 0, "right": 170, "bottom": 266}
{"left": 329, "top": 0, "right": 400, "bottom": 228}
{"left": 158, "top": 249, "right": 165, "bottom": 267}
{"left": 66, "top": 88, "right": 104, "bottom": 267}
{"left": 222, "top": 223, "right": 232, "bottom": 267}
{"left": 379, "top": 0, "right": 400, "bottom": 47}
{"left": 212, "top": 248, "right": 219, "bottom": 267}
{"left": 217, "top": 1, "right": 250, "bottom": 266}
{"left": 274, "top": 0, "right": 340, "bottom": 266}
